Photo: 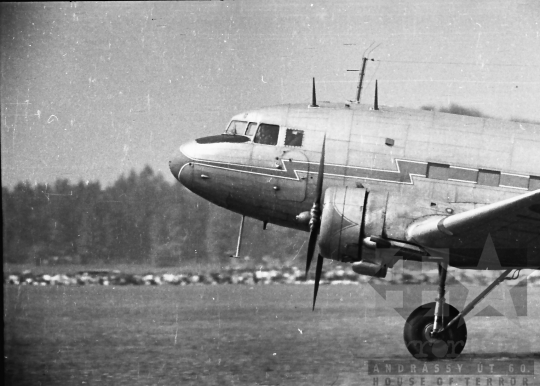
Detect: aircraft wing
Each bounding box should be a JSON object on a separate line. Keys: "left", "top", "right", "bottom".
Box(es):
{"left": 407, "top": 189, "right": 540, "bottom": 268}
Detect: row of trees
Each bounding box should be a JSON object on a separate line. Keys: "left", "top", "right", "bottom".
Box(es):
{"left": 2, "top": 166, "right": 305, "bottom": 266}
{"left": 420, "top": 103, "right": 540, "bottom": 124}
{"left": 2, "top": 167, "right": 193, "bottom": 265}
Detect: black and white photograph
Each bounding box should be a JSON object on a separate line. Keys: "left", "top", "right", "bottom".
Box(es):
{"left": 2, "top": 1, "right": 540, "bottom": 385}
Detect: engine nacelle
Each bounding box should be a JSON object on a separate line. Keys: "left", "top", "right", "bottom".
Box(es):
{"left": 318, "top": 186, "right": 395, "bottom": 278}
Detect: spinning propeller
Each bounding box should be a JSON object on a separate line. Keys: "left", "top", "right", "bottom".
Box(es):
{"left": 305, "top": 134, "right": 326, "bottom": 310}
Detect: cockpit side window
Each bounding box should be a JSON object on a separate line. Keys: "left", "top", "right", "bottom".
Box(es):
{"left": 225, "top": 120, "right": 248, "bottom": 135}
{"left": 284, "top": 129, "right": 303, "bottom": 147}
{"left": 253, "top": 124, "right": 280, "bottom": 145}
{"left": 245, "top": 122, "right": 258, "bottom": 136}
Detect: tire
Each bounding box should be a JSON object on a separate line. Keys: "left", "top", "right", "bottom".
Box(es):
{"left": 403, "top": 302, "right": 467, "bottom": 360}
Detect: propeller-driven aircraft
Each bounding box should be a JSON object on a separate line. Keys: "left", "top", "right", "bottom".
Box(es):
{"left": 169, "top": 71, "right": 540, "bottom": 360}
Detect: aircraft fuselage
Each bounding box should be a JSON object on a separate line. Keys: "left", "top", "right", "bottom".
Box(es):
{"left": 170, "top": 102, "right": 540, "bottom": 268}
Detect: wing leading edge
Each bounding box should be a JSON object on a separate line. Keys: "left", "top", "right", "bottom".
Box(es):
{"left": 406, "top": 190, "right": 540, "bottom": 268}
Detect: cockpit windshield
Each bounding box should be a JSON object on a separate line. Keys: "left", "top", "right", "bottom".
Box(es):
{"left": 224, "top": 120, "right": 248, "bottom": 135}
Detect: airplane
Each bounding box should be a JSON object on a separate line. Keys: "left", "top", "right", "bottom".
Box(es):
{"left": 169, "top": 70, "right": 540, "bottom": 361}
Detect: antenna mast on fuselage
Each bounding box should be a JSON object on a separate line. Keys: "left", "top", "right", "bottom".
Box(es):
{"left": 347, "top": 42, "right": 380, "bottom": 104}
{"left": 354, "top": 57, "right": 368, "bottom": 104}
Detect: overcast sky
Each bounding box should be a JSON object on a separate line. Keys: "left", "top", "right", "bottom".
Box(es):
{"left": 2, "top": 1, "right": 539, "bottom": 188}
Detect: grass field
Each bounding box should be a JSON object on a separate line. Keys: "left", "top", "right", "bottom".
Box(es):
{"left": 4, "top": 284, "right": 540, "bottom": 386}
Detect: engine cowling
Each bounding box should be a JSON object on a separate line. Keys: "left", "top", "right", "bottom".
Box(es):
{"left": 318, "top": 186, "right": 394, "bottom": 278}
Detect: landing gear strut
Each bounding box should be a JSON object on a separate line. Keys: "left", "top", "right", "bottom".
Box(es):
{"left": 403, "top": 264, "right": 515, "bottom": 360}
{"left": 404, "top": 262, "right": 467, "bottom": 360}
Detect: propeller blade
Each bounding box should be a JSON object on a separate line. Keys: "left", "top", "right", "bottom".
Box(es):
{"left": 314, "top": 135, "right": 326, "bottom": 206}
{"left": 305, "top": 228, "right": 318, "bottom": 278}
{"left": 305, "top": 134, "right": 327, "bottom": 279}
{"left": 312, "top": 253, "right": 324, "bottom": 311}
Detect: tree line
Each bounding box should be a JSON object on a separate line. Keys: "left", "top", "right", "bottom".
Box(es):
{"left": 2, "top": 165, "right": 304, "bottom": 266}
{"left": 2, "top": 167, "right": 193, "bottom": 265}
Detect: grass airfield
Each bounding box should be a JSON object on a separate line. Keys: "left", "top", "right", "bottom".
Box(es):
{"left": 4, "top": 284, "right": 540, "bottom": 386}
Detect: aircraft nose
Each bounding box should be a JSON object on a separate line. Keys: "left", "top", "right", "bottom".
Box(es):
{"left": 169, "top": 142, "right": 195, "bottom": 183}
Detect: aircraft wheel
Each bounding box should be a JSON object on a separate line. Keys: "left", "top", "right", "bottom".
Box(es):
{"left": 403, "top": 302, "right": 467, "bottom": 360}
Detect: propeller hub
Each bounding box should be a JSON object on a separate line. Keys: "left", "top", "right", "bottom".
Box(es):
{"left": 295, "top": 211, "right": 311, "bottom": 224}
{"left": 309, "top": 204, "right": 322, "bottom": 230}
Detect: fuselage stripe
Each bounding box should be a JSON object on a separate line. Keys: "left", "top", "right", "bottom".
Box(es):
{"left": 185, "top": 157, "right": 534, "bottom": 191}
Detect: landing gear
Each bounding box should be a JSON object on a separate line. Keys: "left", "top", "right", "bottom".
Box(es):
{"left": 404, "top": 262, "right": 466, "bottom": 360}
{"left": 403, "top": 262, "right": 515, "bottom": 361}
{"left": 404, "top": 302, "right": 467, "bottom": 360}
